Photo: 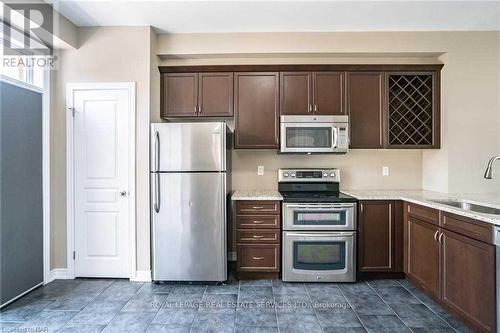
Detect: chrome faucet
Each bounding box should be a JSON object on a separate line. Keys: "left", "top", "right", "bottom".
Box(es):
{"left": 484, "top": 156, "right": 500, "bottom": 179}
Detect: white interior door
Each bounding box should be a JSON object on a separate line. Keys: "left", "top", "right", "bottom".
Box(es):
{"left": 71, "top": 87, "right": 132, "bottom": 278}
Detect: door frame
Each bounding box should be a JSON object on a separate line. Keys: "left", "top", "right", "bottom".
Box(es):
{"left": 66, "top": 82, "right": 136, "bottom": 280}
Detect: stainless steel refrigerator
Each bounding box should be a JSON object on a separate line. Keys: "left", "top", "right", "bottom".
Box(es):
{"left": 151, "top": 122, "right": 230, "bottom": 282}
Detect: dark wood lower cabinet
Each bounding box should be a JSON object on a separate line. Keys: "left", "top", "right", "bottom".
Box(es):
{"left": 404, "top": 202, "right": 496, "bottom": 333}
{"left": 441, "top": 229, "right": 495, "bottom": 333}
{"left": 406, "top": 216, "right": 441, "bottom": 300}
{"left": 236, "top": 200, "right": 281, "bottom": 279}
{"left": 237, "top": 244, "right": 279, "bottom": 272}
{"left": 358, "top": 200, "right": 404, "bottom": 276}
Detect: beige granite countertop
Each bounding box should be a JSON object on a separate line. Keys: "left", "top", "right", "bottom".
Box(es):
{"left": 231, "top": 190, "right": 283, "bottom": 201}
{"left": 342, "top": 189, "right": 500, "bottom": 226}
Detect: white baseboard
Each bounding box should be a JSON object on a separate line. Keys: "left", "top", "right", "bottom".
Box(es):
{"left": 131, "top": 270, "right": 151, "bottom": 282}
{"left": 47, "top": 268, "right": 70, "bottom": 283}
{"left": 228, "top": 251, "right": 237, "bottom": 262}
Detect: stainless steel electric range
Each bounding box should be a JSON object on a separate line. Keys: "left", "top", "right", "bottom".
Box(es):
{"left": 279, "top": 168, "right": 357, "bottom": 282}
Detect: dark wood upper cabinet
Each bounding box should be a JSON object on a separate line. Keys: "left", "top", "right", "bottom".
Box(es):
{"left": 280, "top": 71, "right": 345, "bottom": 116}
{"left": 386, "top": 72, "right": 440, "bottom": 148}
{"left": 280, "top": 72, "right": 312, "bottom": 115}
{"left": 348, "top": 72, "right": 384, "bottom": 148}
{"left": 313, "top": 72, "right": 344, "bottom": 115}
{"left": 159, "top": 65, "right": 442, "bottom": 149}
{"left": 198, "top": 72, "right": 233, "bottom": 117}
{"left": 440, "top": 229, "right": 495, "bottom": 333}
{"left": 161, "top": 72, "right": 233, "bottom": 118}
{"left": 234, "top": 72, "right": 279, "bottom": 149}
{"left": 161, "top": 73, "right": 198, "bottom": 117}
{"left": 406, "top": 217, "right": 441, "bottom": 300}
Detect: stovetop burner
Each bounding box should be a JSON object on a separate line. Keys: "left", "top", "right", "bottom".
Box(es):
{"left": 280, "top": 191, "right": 357, "bottom": 203}
{"left": 278, "top": 168, "right": 357, "bottom": 203}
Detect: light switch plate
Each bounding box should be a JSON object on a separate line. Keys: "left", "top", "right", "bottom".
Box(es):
{"left": 382, "top": 166, "right": 390, "bottom": 176}
{"left": 257, "top": 165, "right": 264, "bottom": 176}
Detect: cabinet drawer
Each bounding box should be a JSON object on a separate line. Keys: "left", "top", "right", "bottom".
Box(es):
{"left": 237, "top": 229, "right": 280, "bottom": 243}
{"left": 406, "top": 202, "right": 440, "bottom": 226}
{"left": 441, "top": 212, "right": 493, "bottom": 244}
{"left": 236, "top": 215, "right": 280, "bottom": 229}
{"left": 236, "top": 201, "right": 280, "bottom": 215}
{"left": 237, "top": 244, "right": 280, "bottom": 272}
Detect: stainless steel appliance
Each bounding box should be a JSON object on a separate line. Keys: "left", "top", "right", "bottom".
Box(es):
{"left": 151, "top": 122, "right": 231, "bottom": 282}
{"left": 280, "top": 115, "right": 349, "bottom": 154}
{"left": 279, "top": 168, "right": 357, "bottom": 282}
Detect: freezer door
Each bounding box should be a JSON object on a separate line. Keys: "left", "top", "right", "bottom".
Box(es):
{"left": 152, "top": 172, "right": 227, "bottom": 281}
{"left": 151, "top": 122, "right": 226, "bottom": 172}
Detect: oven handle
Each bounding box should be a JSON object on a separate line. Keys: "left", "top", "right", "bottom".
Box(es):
{"left": 285, "top": 231, "right": 356, "bottom": 237}
{"left": 285, "top": 204, "right": 355, "bottom": 209}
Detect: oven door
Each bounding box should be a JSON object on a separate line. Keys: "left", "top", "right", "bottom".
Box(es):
{"left": 280, "top": 122, "right": 338, "bottom": 153}
{"left": 283, "top": 231, "right": 356, "bottom": 282}
{"left": 283, "top": 203, "right": 356, "bottom": 231}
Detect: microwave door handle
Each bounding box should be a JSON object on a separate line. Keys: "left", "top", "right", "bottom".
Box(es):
{"left": 332, "top": 127, "right": 338, "bottom": 149}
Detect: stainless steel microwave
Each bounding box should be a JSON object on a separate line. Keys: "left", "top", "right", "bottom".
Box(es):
{"left": 280, "top": 115, "right": 349, "bottom": 154}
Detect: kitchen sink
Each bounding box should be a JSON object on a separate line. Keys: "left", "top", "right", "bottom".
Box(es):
{"left": 430, "top": 199, "right": 500, "bottom": 215}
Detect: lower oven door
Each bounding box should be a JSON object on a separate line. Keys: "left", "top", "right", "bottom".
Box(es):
{"left": 282, "top": 231, "right": 356, "bottom": 282}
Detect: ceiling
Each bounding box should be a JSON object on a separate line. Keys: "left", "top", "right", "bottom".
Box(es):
{"left": 50, "top": 1, "right": 500, "bottom": 33}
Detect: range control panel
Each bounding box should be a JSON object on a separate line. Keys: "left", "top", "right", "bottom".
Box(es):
{"left": 278, "top": 168, "right": 340, "bottom": 183}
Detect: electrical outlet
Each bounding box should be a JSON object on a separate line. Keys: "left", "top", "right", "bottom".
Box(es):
{"left": 257, "top": 165, "right": 264, "bottom": 176}
{"left": 382, "top": 166, "right": 390, "bottom": 176}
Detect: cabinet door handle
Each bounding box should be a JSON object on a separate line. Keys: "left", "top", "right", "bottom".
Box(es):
{"left": 314, "top": 104, "right": 318, "bottom": 113}
{"left": 252, "top": 206, "right": 264, "bottom": 209}
{"left": 252, "top": 220, "right": 265, "bottom": 224}
{"left": 433, "top": 230, "right": 439, "bottom": 242}
{"left": 438, "top": 232, "right": 444, "bottom": 244}
{"left": 252, "top": 256, "right": 264, "bottom": 260}
{"left": 308, "top": 104, "right": 312, "bottom": 113}
{"left": 252, "top": 235, "right": 265, "bottom": 239}
{"left": 198, "top": 105, "right": 202, "bottom": 114}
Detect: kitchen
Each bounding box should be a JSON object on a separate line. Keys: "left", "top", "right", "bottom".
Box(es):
{"left": 1, "top": 1, "right": 499, "bottom": 333}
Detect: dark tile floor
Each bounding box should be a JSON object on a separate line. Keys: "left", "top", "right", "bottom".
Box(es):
{"left": 0, "top": 278, "right": 471, "bottom": 333}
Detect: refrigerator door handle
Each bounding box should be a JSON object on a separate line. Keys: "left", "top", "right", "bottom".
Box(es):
{"left": 154, "top": 131, "right": 160, "bottom": 172}
{"left": 154, "top": 173, "right": 160, "bottom": 213}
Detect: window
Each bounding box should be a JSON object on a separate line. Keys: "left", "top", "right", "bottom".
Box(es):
{"left": 1, "top": 55, "right": 45, "bottom": 89}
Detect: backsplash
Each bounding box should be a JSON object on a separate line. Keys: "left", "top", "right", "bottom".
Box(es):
{"left": 231, "top": 149, "right": 423, "bottom": 190}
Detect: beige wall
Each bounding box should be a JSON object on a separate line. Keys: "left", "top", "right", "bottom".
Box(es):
{"left": 232, "top": 150, "right": 422, "bottom": 190}
{"left": 51, "top": 26, "right": 152, "bottom": 270}
{"left": 51, "top": 29, "right": 500, "bottom": 270}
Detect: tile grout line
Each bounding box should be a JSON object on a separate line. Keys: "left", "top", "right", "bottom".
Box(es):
{"left": 99, "top": 280, "right": 145, "bottom": 332}
{"left": 271, "top": 280, "right": 280, "bottom": 333}
{"left": 143, "top": 282, "right": 174, "bottom": 333}
{"left": 304, "top": 284, "right": 325, "bottom": 333}
{"left": 55, "top": 279, "right": 123, "bottom": 332}
{"left": 188, "top": 284, "right": 207, "bottom": 333}
{"left": 365, "top": 281, "right": 417, "bottom": 333}
{"left": 336, "top": 283, "right": 369, "bottom": 333}
{"left": 396, "top": 280, "right": 460, "bottom": 333}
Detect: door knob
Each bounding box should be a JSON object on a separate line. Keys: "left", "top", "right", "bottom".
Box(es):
{"left": 120, "top": 190, "right": 128, "bottom": 197}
